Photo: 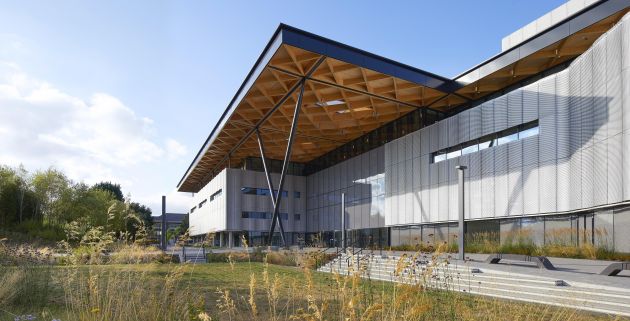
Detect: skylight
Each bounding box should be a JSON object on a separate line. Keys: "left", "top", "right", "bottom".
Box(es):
{"left": 315, "top": 99, "right": 345, "bottom": 107}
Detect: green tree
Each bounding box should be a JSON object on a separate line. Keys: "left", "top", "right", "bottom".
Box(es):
{"left": 92, "top": 181, "right": 124, "bottom": 202}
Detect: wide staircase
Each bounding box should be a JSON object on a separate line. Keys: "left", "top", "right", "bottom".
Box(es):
{"left": 318, "top": 252, "right": 630, "bottom": 317}
{"left": 179, "top": 246, "right": 207, "bottom": 264}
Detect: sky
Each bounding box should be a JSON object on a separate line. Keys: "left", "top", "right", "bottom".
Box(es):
{"left": 0, "top": 0, "right": 567, "bottom": 215}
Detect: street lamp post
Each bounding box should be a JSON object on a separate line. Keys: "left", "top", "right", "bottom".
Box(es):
{"left": 455, "top": 165, "right": 467, "bottom": 261}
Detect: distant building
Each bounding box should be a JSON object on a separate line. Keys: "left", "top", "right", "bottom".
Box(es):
{"left": 152, "top": 213, "right": 187, "bottom": 242}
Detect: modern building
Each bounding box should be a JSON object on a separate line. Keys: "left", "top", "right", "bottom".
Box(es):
{"left": 152, "top": 213, "right": 187, "bottom": 242}
{"left": 179, "top": 0, "right": 630, "bottom": 252}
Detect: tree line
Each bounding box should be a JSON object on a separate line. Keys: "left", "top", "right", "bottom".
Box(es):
{"left": 0, "top": 164, "right": 153, "bottom": 242}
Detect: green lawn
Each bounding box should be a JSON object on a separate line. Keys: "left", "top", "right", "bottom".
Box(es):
{"left": 1, "top": 262, "right": 625, "bottom": 321}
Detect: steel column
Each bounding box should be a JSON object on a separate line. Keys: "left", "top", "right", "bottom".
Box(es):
{"left": 255, "top": 128, "right": 287, "bottom": 243}
{"left": 161, "top": 195, "right": 166, "bottom": 250}
{"left": 267, "top": 80, "right": 306, "bottom": 246}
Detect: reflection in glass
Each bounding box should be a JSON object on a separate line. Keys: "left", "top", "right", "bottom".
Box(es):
{"left": 519, "top": 126, "right": 539, "bottom": 139}
{"left": 497, "top": 132, "right": 518, "bottom": 145}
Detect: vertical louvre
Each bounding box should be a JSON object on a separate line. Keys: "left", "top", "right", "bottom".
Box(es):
{"left": 459, "top": 110, "right": 470, "bottom": 143}
{"left": 420, "top": 188, "right": 430, "bottom": 223}
{"left": 507, "top": 168, "right": 523, "bottom": 216}
{"left": 557, "top": 157, "right": 571, "bottom": 212}
{"left": 593, "top": 141, "right": 607, "bottom": 205}
{"left": 608, "top": 134, "right": 623, "bottom": 203}
{"left": 570, "top": 152, "right": 582, "bottom": 210}
{"left": 469, "top": 106, "right": 482, "bottom": 140}
{"left": 405, "top": 135, "right": 413, "bottom": 161}
{"left": 580, "top": 50, "right": 594, "bottom": 148}
{"left": 581, "top": 146, "right": 594, "bottom": 208}
{"left": 481, "top": 175, "right": 495, "bottom": 218}
{"left": 523, "top": 83, "right": 538, "bottom": 123}
{"left": 430, "top": 124, "right": 439, "bottom": 153}
{"left": 470, "top": 176, "right": 482, "bottom": 219}
{"left": 523, "top": 164, "right": 539, "bottom": 215}
{"left": 438, "top": 181, "right": 449, "bottom": 222}
{"left": 494, "top": 96, "right": 508, "bottom": 132}
{"left": 569, "top": 65, "right": 582, "bottom": 154}
{"left": 624, "top": 132, "right": 630, "bottom": 201}
{"left": 420, "top": 127, "right": 430, "bottom": 156}
{"left": 482, "top": 102, "right": 494, "bottom": 136}
{"left": 608, "top": 26, "right": 623, "bottom": 137}
{"left": 448, "top": 116, "right": 459, "bottom": 146}
{"left": 508, "top": 89, "right": 523, "bottom": 128}
{"left": 420, "top": 155, "right": 430, "bottom": 188}
{"left": 438, "top": 120, "right": 448, "bottom": 150}
{"left": 448, "top": 159, "right": 458, "bottom": 221}
{"left": 539, "top": 160, "right": 557, "bottom": 213}
{"left": 556, "top": 70, "right": 571, "bottom": 159}
{"left": 495, "top": 170, "right": 509, "bottom": 217}
{"left": 593, "top": 39, "right": 608, "bottom": 143}
{"left": 412, "top": 131, "right": 421, "bottom": 159}
{"left": 412, "top": 157, "right": 421, "bottom": 189}
{"left": 539, "top": 75, "right": 557, "bottom": 162}
{"left": 430, "top": 184, "right": 439, "bottom": 222}
{"left": 405, "top": 159, "right": 413, "bottom": 224}
{"left": 508, "top": 140, "right": 523, "bottom": 169}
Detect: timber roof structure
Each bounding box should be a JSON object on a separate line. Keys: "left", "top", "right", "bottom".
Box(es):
{"left": 178, "top": 0, "right": 629, "bottom": 193}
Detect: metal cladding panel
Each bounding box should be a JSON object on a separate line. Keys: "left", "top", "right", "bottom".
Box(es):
{"left": 333, "top": 165, "right": 340, "bottom": 191}
{"left": 608, "top": 133, "right": 623, "bottom": 203}
{"left": 413, "top": 188, "right": 422, "bottom": 224}
{"left": 539, "top": 160, "right": 557, "bottom": 213}
{"left": 405, "top": 134, "right": 413, "bottom": 161}
{"left": 430, "top": 184, "right": 439, "bottom": 222}
{"left": 624, "top": 132, "right": 630, "bottom": 201}
{"left": 539, "top": 75, "right": 557, "bottom": 162}
{"left": 570, "top": 152, "right": 582, "bottom": 210}
{"left": 448, "top": 116, "right": 459, "bottom": 146}
{"left": 420, "top": 127, "right": 430, "bottom": 156}
{"left": 482, "top": 102, "right": 494, "bottom": 136}
{"left": 481, "top": 148, "right": 494, "bottom": 175}
{"left": 420, "top": 188, "right": 430, "bottom": 222}
{"left": 623, "top": 69, "right": 630, "bottom": 134}
{"left": 469, "top": 106, "right": 482, "bottom": 140}
{"left": 593, "top": 39, "right": 608, "bottom": 143}
{"left": 508, "top": 89, "right": 523, "bottom": 128}
{"left": 594, "top": 140, "right": 608, "bottom": 205}
{"left": 580, "top": 50, "right": 595, "bottom": 149}
{"left": 494, "top": 144, "right": 508, "bottom": 173}
{"left": 523, "top": 164, "right": 539, "bottom": 215}
{"left": 412, "top": 131, "right": 421, "bottom": 159}
{"left": 385, "top": 193, "right": 392, "bottom": 226}
{"left": 522, "top": 83, "right": 539, "bottom": 123}
{"left": 459, "top": 110, "right": 470, "bottom": 143}
{"left": 464, "top": 173, "right": 471, "bottom": 222}
{"left": 481, "top": 175, "right": 495, "bottom": 218}
{"left": 494, "top": 170, "right": 509, "bottom": 217}
{"left": 398, "top": 162, "right": 406, "bottom": 196}
{"left": 369, "top": 151, "right": 378, "bottom": 178}
{"left": 508, "top": 140, "right": 523, "bottom": 170}
{"left": 405, "top": 159, "right": 414, "bottom": 223}
{"left": 438, "top": 160, "right": 448, "bottom": 184}
{"left": 556, "top": 70, "right": 571, "bottom": 159}
{"left": 390, "top": 139, "right": 398, "bottom": 166}
{"left": 624, "top": 17, "right": 630, "bottom": 70}
{"left": 438, "top": 120, "right": 449, "bottom": 150}
{"left": 494, "top": 95, "right": 508, "bottom": 132}
{"left": 430, "top": 163, "right": 439, "bottom": 186}
{"left": 507, "top": 168, "right": 523, "bottom": 216}
{"left": 448, "top": 158, "right": 459, "bottom": 221}
{"left": 412, "top": 157, "right": 421, "bottom": 189}
{"left": 468, "top": 152, "right": 481, "bottom": 177}
{"left": 362, "top": 152, "right": 370, "bottom": 179}
{"left": 420, "top": 155, "right": 430, "bottom": 187}
{"left": 384, "top": 142, "right": 391, "bottom": 168}
{"left": 430, "top": 124, "right": 439, "bottom": 153}
{"left": 354, "top": 156, "right": 362, "bottom": 182}
{"left": 608, "top": 28, "right": 623, "bottom": 137}
{"left": 608, "top": 73, "right": 623, "bottom": 137}
{"left": 569, "top": 65, "right": 582, "bottom": 154}
{"left": 377, "top": 146, "right": 385, "bottom": 173}
{"left": 449, "top": 180, "right": 458, "bottom": 221}
{"left": 469, "top": 176, "right": 482, "bottom": 219}
{"left": 522, "top": 136, "right": 539, "bottom": 166}
{"left": 391, "top": 164, "right": 399, "bottom": 194}
{"left": 581, "top": 146, "right": 594, "bottom": 209}
{"left": 557, "top": 157, "right": 571, "bottom": 212}
{"left": 438, "top": 182, "right": 449, "bottom": 222}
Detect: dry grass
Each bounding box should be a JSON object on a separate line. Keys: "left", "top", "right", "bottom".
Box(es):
{"left": 1, "top": 238, "right": 628, "bottom": 321}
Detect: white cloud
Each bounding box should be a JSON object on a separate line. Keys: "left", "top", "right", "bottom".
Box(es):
{"left": 165, "top": 138, "right": 188, "bottom": 160}
{"left": 134, "top": 188, "right": 193, "bottom": 216}
{"left": 0, "top": 61, "right": 188, "bottom": 190}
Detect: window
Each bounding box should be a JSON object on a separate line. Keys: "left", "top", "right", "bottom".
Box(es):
{"left": 241, "top": 211, "right": 289, "bottom": 220}
{"left": 294, "top": 191, "right": 301, "bottom": 198}
{"left": 431, "top": 120, "right": 538, "bottom": 163}
{"left": 241, "top": 187, "right": 288, "bottom": 197}
{"left": 294, "top": 214, "right": 301, "bottom": 221}
{"left": 210, "top": 189, "right": 222, "bottom": 201}
{"left": 198, "top": 199, "right": 207, "bottom": 208}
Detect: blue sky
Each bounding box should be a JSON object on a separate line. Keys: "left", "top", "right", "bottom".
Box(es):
{"left": 0, "top": 0, "right": 567, "bottom": 214}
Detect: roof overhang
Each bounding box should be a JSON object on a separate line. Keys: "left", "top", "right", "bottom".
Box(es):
{"left": 177, "top": 24, "right": 456, "bottom": 192}
{"left": 178, "top": 0, "right": 629, "bottom": 193}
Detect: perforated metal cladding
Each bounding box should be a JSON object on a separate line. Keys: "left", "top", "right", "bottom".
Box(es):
{"left": 302, "top": 13, "right": 630, "bottom": 229}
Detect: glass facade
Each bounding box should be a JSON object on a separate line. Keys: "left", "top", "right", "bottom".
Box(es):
{"left": 241, "top": 187, "right": 289, "bottom": 198}
{"left": 241, "top": 211, "right": 288, "bottom": 220}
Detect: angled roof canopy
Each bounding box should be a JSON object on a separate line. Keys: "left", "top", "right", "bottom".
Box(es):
{"left": 178, "top": 0, "right": 629, "bottom": 193}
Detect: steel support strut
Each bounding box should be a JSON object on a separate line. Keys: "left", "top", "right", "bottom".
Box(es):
{"left": 266, "top": 80, "right": 305, "bottom": 246}
{"left": 255, "top": 128, "right": 286, "bottom": 245}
